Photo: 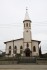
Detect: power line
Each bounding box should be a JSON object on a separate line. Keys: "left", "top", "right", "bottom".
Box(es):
{"left": 0, "top": 24, "right": 47, "bottom": 27}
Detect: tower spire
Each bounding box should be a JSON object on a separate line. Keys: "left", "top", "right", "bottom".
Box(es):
{"left": 23, "top": 7, "right": 31, "bottom": 22}
{"left": 26, "top": 7, "right": 28, "bottom": 13}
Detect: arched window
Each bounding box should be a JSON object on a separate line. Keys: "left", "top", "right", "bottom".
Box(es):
{"left": 27, "top": 43, "right": 29, "bottom": 47}
{"left": 26, "top": 23, "right": 28, "bottom": 27}
{"left": 9, "top": 50, "right": 11, "bottom": 55}
{"left": 9, "top": 46, "right": 11, "bottom": 49}
{"left": 9, "top": 46, "right": 11, "bottom": 55}
{"left": 20, "top": 46, "right": 23, "bottom": 54}
{"left": 14, "top": 46, "right": 17, "bottom": 49}
{"left": 20, "top": 46, "right": 23, "bottom": 49}
{"left": 33, "top": 46, "right": 36, "bottom": 52}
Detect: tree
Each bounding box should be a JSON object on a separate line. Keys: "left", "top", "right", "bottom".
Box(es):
{"left": 39, "top": 46, "right": 42, "bottom": 57}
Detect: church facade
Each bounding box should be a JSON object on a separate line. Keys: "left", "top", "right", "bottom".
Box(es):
{"left": 4, "top": 9, "right": 41, "bottom": 57}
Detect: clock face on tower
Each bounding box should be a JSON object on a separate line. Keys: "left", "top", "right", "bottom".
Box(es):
{"left": 26, "top": 30, "right": 28, "bottom": 32}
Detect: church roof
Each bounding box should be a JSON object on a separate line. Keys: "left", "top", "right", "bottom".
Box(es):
{"left": 4, "top": 38, "right": 41, "bottom": 44}
{"left": 23, "top": 8, "right": 31, "bottom": 22}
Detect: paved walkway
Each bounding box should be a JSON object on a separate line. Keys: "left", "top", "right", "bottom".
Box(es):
{"left": 0, "top": 65, "right": 47, "bottom": 70}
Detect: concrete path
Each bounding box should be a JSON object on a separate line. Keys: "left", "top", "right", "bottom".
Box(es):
{"left": 0, "top": 65, "right": 47, "bottom": 70}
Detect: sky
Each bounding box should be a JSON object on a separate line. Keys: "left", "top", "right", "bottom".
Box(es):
{"left": 0, "top": 0, "right": 47, "bottom": 54}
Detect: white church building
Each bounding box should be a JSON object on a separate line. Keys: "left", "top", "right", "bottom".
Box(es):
{"left": 4, "top": 9, "right": 41, "bottom": 57}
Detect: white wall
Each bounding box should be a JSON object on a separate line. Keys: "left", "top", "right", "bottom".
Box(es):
{"left": 14, "top": 39, "right": 23, "bottom": 54}
{"left": 5, "top": 39, "right": 40, "bottom": 57}
{"left": 5, "top": 39, "right": 23, "bottom": 57}
{"left": 5, "top": 41, "right": 13, "bottom": 57}
{"left": 32, "top": 41, "right": 39, "bottom": 56}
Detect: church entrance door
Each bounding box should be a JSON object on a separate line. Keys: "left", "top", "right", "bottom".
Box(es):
{"left": 25, "top": 48, "right": 30, "bottom": 57}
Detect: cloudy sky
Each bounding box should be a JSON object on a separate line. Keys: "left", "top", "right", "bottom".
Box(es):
{"left": 0, "top": 0, "right": 47, "bottom": 54}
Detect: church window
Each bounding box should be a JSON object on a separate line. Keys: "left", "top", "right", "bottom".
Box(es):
{"left": 33, "top": 46, "right": 36, "bottom": 52}
{"left": 20, "top": 46, "right": 23, "bottom": 49}
{"left": 9, "top": 46, "right": 11, "bottom": 55}
{"left": 14, "top": 46, "right": 17, "bottom": 49}
{"left": 20, "top": 46, "right": 23, "bottom": 54}
{"left": 9, "top": 50, "right": 11, "bottom": 55}
{"left": 9, "top": 46, "right": 11, "bottom": 49}
{"left": 27, "top": 43, "right": 29, "bottom": 47}
{"left": 26, "top": 23, "right": 28, "bottom": 27}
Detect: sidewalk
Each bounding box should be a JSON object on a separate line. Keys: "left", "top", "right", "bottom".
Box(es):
{"left": 0, "top": 65, "right": 47, "bottom": 70}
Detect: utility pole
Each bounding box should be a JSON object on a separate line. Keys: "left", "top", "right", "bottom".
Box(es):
{"left": 13, "top": 40, "right": 14, "bottom": 57}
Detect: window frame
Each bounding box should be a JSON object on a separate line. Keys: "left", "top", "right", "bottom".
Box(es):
{"left": 33, "top": 46, "right": 36, "bottom": 52}
{"left": 9, "top": 46, "right": 11, "bottom": 49}
{"left": 9, "top": 50, "right": 11, "bottom": 55}
{"left": 26, "top": 23, "right": 28, "bottom": 27}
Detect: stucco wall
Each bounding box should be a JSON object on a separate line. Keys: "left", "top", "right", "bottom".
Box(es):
{"left": 14, "top": 40, "right": 23, "bottom": 53}
{"left": 5, "top": 41, "right": 13, "bottom": 57}
{"left": 5, "top": 39, "right": 39, "bottom": 57}
{"left": 5, "top": 39, "right": 23, "bottom": 57}
{"left": 32, "top": 41, "right": 39, "bottom": 56}
{"left": 23, "top": 30, "right": 31, "bottom": 42}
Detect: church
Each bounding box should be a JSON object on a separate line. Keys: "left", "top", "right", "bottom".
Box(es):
{"left": 4, "top": 9, "right": 41, "bottom": 57}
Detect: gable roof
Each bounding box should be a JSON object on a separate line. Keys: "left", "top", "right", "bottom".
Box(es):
{"left": 4, "top": 38, "right": 41, "bottom": 44}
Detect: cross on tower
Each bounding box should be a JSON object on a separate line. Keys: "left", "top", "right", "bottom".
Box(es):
{"left": 26, "top": 7, "right": 28, "bottom": 13}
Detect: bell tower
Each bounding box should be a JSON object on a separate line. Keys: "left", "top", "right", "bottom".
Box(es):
{"left": 23, "top": 8, "right": 32, "bottom": 54}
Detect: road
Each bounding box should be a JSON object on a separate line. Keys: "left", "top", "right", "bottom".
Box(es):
{"left": 0, "top": 65, "right": 47, "bottom": 70}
